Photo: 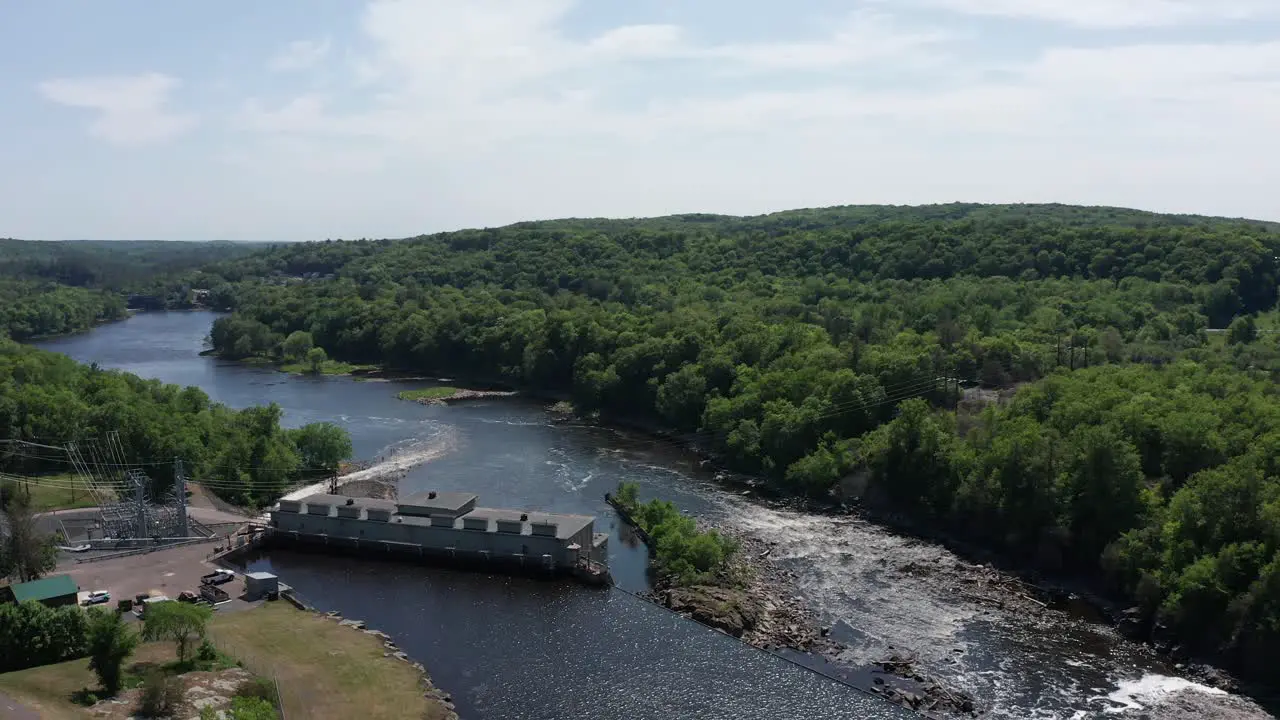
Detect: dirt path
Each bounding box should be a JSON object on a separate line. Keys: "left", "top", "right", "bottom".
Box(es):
{"left": 186, "top": 483, "right": 250, "bottom": 519}
{"left": 0, "top": 690, "right": 40, "bottom": 720}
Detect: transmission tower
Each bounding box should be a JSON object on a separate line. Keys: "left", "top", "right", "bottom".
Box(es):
{"left": 60, "top": 433, "right": 193, "bottom": 542}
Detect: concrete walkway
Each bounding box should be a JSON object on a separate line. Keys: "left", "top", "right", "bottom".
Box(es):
{"left": 0, "top": 690, "right": 40, "bottom": 720}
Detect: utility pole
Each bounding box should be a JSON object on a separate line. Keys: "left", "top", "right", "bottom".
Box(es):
{"left": 174, "top": 458, "right": 189, "bottom": 539}
{"left": 134, "top": 474, "right": 147, "bottom": 540}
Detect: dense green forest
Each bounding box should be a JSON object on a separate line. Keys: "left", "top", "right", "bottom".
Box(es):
{"left": 0, "top": 338, "right": 351, "bottom": 507}
{"left": 0, "top": 280, "right": 128, "bottom": 340}
{"left": 0, "top": 238, "right": 268, "bottom": 323}
{"left": 0, "top": 238, "right": 265, "bottom": 291}
{"left": 196, "top": 202, "right": 1280, "bottom": 682}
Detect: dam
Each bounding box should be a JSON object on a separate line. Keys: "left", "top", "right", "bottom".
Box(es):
{"left": 267, "top": 490, "right": 611, "bottom": 584}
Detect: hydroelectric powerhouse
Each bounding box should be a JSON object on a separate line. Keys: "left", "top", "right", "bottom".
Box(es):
{"left": 266, "top": 490, "right": 611, "bottom": 585}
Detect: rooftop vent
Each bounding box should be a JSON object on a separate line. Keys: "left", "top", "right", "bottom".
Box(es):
{"left": 428, "top": 491, "right": 438, "bottom": 499}
{"left": 520, "top": 513, "right": 528, "bottom": 521}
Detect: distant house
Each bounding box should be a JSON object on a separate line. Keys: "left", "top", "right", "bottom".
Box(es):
{"left": 0, "top": 574, "right": 79, "bottom": 608}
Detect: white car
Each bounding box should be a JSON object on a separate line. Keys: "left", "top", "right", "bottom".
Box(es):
{"left": 84, "top": 590, "right": 111, "bottom": 605}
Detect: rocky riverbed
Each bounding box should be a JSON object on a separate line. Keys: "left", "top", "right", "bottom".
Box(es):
{"left": 1116, "top": 688, "right": 1274, "bottom": 720}
{"left": 649, "top": 522, "right": 985, "bottom": 717}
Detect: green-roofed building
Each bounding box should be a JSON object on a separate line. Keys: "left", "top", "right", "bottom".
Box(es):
{"left": 1, "top": 574, "right": 79, "bottom": 608}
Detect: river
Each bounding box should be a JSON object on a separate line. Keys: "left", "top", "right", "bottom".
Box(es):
{"left": 36, "top": 311, "right": 1263, "bottom": 720}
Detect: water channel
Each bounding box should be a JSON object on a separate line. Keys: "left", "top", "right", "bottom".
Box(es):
{"left": 36, "top": 311, "right": 1252, "bottom": 719}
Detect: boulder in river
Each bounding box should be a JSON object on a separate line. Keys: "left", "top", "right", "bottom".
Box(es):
{"left": 663, "top": 586, "right": 762, "bottom": 637}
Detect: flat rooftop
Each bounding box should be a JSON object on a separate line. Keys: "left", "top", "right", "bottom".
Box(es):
{"left": 467, "top": 507, "right": 594, "bottom": 540}
{"left": 289, "top": 494, "right": 397, "bottom": 512}
{"left": 288, "top": 493, "right": 596, "bottom": 540}
{"left": 397, "top": 491, "right": 478, "bottom": 515}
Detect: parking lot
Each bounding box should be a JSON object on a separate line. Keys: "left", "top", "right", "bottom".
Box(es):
{"left": 59, "top": 541, "right": 259, "bottom": 613}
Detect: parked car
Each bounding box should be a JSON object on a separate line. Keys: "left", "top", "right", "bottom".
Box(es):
{"left": 199, "top": 584, "right": 230, "bottom": 604}
{"left": 133, "top": 595, "right": 171, "bottom": 618}
{"left": 200, "top": 569, "right": 235, "bottom": 585}
{"left": 83, "top": 590, "right": 110, "bottom": 606}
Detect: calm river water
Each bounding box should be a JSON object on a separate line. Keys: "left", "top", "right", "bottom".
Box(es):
{"left": 36, "top": 311, "right": 1251, "bottom": 720}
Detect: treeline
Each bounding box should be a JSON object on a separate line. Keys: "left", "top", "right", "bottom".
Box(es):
{"left": 0, "top": 280, "right": 127, "bottom": 340}
{"left": 0, "top": 338, "right": 352, "bottom": 507}
{"left": 859, "top": 364, "right": 1280, "bottom": 677}
{"left": 0, "top": 238, "right": 265, "bottom": 292}
{"left": 0, "top": 239, "right": 269, "bottom": 318}
{"left": 196, "top": 203, "right": 1279, "bottom": 325}
{"left": 0, "top": 601, "right": 88, "bottom": 672}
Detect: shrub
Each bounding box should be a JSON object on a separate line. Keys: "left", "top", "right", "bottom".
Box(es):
{"left": 137, "top": 669, "right": 183, "bottom": 718}
{"left": 234, "top": 677, "right": 278, "bottom": 706}
{"left": 229, "top": 695, "right": 279, "bottom": 720}
{"left": 195, "top": 639, "right": 219, "bottom": 665}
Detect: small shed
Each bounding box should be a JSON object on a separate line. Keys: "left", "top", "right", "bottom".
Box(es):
{"left": 245, "top": 572, "right": 279, "bottom": 600}
{"left": 6, "top": 575, "right": 79, "bottom": 608}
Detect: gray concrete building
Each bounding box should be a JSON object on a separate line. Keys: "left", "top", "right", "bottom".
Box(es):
{"left": 269, "top": 491, "right": 608, "bottom": 575}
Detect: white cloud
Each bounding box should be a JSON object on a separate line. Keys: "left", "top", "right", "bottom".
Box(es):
{"left": 707, "top": 11, "right": 953, "bottom": 71}
{"left": 238, "top": 2, "right": 953, "bottom": 149}
{"left": 269, "top": 39, "right": 332, "bottom": 72}
{"left": 213, "top": 0, "right": 1280, "bottom": 234}
{"left": 38, "top": 73, "right": 196, "bottom": 146}
{"left": 899, "top": 0, "right": 1280, "bottom": 28}
{"left": 586, "top": 24, "right": 685, "bottom": 59}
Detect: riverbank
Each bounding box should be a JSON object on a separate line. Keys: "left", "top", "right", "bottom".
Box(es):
{"left": 210, "top": 601, "right": 457, "bottom": 720}
{"left": 181, "top": 346, "right": 1273, "bottom": 717}
{"left": 0, "top": 601, "right": 455, "bottom": 720}
{"left": 586, "top": 406, "right": 1280, "bottom": 717}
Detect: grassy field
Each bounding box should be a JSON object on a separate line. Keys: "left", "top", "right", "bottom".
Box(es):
{"left": 1, "top": 474, "right": 103, "bottom": 513}
{"left": 0, "top": 602, "right": 451, "bottom": 719}
{"left": 279, "top": 359, "right": 377, "bottom": 376}
{"left": 210, "top": 602, "right": 452, "bottom": 720}
{"left": 396, "top": 386, "right": 459, "bottom": 402}
{"left": 0, "top": 642, "right": 175, "bottom": 719}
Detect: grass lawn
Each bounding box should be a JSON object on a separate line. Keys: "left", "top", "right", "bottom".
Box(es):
{"left": 210, "top": 601, "right": 452, "bottom": 720}
{"left": 2, "top": 474, "right": 104, "bottom": 513}
{"left": 396, "top": 386, "right": 459, "bottom": 402}
{"left": 279, "top": 359, "right": 377, "bottom": 376}
{"left": 0, "top": 642, "right": 175, "bottom": 719}
{"left": 0, "top": 603, "right": 450, "bottom": 719}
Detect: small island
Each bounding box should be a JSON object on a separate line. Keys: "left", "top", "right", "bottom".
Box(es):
{"left": 607, "top": 481, "right": 815, "bottom": 649}
{"left": 397, "top": 386, "right": 518, "bottom": 405}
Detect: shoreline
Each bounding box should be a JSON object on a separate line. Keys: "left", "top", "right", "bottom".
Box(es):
{"left": 201, "top": 352, "right": 1270, "bottom": 712}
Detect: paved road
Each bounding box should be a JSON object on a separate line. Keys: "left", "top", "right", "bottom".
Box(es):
{"left": 0, "top": 690, "right": 40, "bottom": 720}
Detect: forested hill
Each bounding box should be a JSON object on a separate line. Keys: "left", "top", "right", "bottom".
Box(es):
{"left": 202, "top": 202, "right": 1280, "bottom": 685}
{"left": 0, "top": 239, "right": 269, "bottom": 340}
{"left": 0, "top": 238, "right": 267, "bottom": 290}
{"left": 0, "top": 337, "right": 352, "bottom": 508}
{"left": 201, "top": 202, "right": 1280, "bottom": 328}
{"left": 506, "top": 202, "right": 1280, "bottom": 233}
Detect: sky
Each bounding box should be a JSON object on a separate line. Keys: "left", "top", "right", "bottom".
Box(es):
{"left": 1, "top": 0, "right": 1278, "bottom": 241}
